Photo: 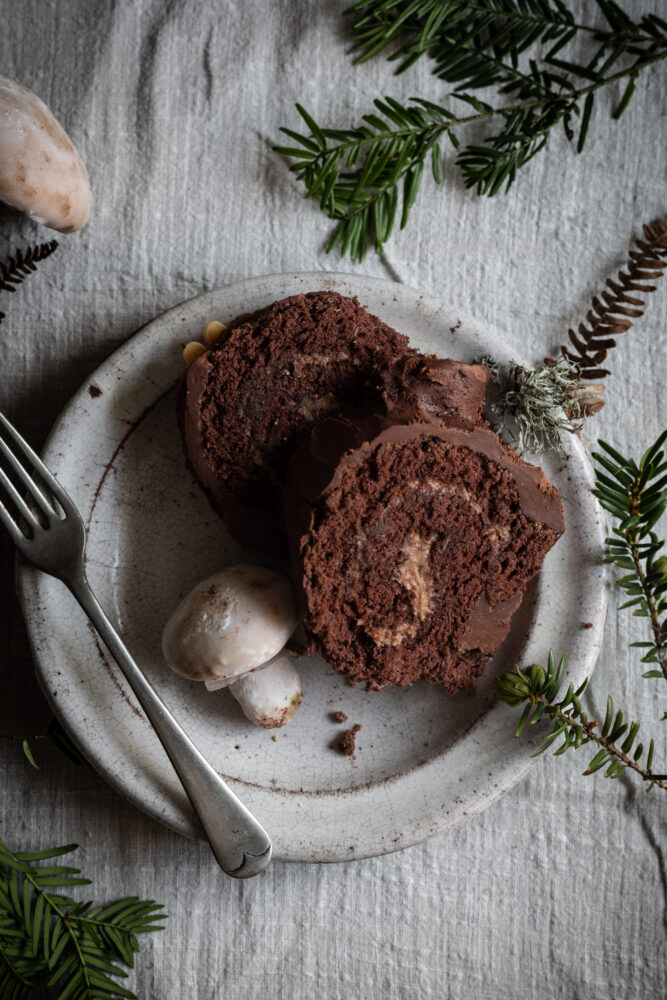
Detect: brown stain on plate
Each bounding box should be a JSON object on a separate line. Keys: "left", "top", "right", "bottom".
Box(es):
{"left": 86, "top": 383, "right": 176, "bottom": 533}
{"left": 86, "top": 621, "right": 145, "bottom": 723}
{"left": 84, "top": 384, "right": 177, "bottom": 724}
{"left": 212, "top": 704, "right": 491, "bottom": 798}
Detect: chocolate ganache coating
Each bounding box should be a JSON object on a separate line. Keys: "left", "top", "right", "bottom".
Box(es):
{"left": 375, "top": 354, "right": 491, "bottom": 426}
{"left": 283, "top": 369, "right": 564, "bottom": 691}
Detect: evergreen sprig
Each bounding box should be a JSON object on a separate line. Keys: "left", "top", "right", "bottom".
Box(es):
{"left": 276, "top": 1, "right": 667, "bottom": 259}
{"left": 275, "top": 98, "right": 457, "bottom": 260}
{"left": 592, "top": 433, "right": 667, "bottom": 682}
{"left": 345, "top": 0, "right": 667, "bottom": 92}
{"left": 0, "top": 839, "right": 165, "bottom": 1000}
{"left": 496, "top": 432, "right": 667, "bottom": 787}
{"left": 495, "top": 651, "right": 666, "bottom": 789}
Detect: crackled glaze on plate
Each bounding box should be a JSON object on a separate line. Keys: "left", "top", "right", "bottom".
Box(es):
{"left": 16, "top": 273, "right": 608, "bottom": 862}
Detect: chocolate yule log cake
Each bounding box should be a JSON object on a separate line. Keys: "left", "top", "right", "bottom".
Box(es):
{"left": 182, "top": 287, "right": 565, "bottom": 696}
{"left": 184, "top": 291, "right": 414, "bottom": 550}
{"left": 283, "top": 364, "right": 565, "bottom": 693}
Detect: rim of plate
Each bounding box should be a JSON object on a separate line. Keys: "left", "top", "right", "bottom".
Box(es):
{"left": 16, "top": 271, "right": 609, "bottom": 863}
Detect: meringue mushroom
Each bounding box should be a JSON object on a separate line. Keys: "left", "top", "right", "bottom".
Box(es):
{"left": 162, "top": 565, "right": 302, "bottom": 728}
{"left": 0, "top": 74, "right": 91, "bottom": 232}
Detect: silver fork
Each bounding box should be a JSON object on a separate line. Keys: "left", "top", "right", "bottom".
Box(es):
{"left": 0, "top": 411, "right": 272, "bottom": 879}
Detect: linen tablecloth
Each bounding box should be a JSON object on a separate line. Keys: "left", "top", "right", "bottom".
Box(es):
{"left": 1, "top": 2, "right": 665, "bottom": 996}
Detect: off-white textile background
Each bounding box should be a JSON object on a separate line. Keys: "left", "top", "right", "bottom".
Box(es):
{"left": 1, "top": 1, "right": 665, "bottom": 997}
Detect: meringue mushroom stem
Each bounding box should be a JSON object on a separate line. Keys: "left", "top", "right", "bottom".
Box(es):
{"left": 226, "top": 652, "right": 302, "bottom": 729}
{"left": 162, "top": 565, "right": 301, "bottom": 728}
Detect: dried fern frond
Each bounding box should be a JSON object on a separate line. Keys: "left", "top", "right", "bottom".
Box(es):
{"left": 553, "top": 215, "right": 667, "bottom": 380}
{"left": 0, "top": 240, "right": 59, "bottom": 324}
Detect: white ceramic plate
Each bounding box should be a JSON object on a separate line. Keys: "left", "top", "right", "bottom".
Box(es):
{"left": 17, "top": 272, "right": 608, "bottom": 863}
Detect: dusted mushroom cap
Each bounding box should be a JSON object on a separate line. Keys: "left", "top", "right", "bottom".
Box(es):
{"left": 162, "top": 565, "right": 298, "bottom": 684}
{"left": 0, "top": 74, "right": 91, "bottom": 232}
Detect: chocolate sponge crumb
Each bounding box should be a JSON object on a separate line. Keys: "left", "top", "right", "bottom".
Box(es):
{"left": 337, "top": 729, "right": 357, "bottom": 756}
{"left": 184, "top": 291, "right": 413, "bottom": 552}
{"left": 332, "top": 711, "right": 348, "bottom": 724}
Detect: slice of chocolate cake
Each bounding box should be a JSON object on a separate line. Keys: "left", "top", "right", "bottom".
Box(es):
{"left": 184, "top": 291, "right": 414, "bottom": 551}
{"left": 284, "top": 402, "right": 564, "bottom": 693}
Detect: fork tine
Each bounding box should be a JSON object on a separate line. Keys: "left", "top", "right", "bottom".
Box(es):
{"left": 0, "top": 465, "right": 41, "bottom": 534}
{"left": 0, "top": 496, "right": 29, "bottom": 545}
{"left": 0, "top": 433, "right": 58, "bottom": 521}
{"left": 0, "top": 412, "right": 68, "bottom": 516}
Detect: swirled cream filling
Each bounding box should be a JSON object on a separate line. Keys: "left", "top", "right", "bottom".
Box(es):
{"left": 350, "top": 477, "right": 512, "bottom": 650}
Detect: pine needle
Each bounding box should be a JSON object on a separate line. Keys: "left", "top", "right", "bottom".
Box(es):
{"left": 0, "top": 838, "right": 166, "bottom": 1000}
{"left": 552, "top": 215, "right": 667, "bottom": 380}
{"left": 276, "top": 2, "right": 667, "bottom": 258}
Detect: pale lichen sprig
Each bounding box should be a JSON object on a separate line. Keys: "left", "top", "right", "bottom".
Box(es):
{"left": 474, "top": 354, "right": 590, "bottom": 455}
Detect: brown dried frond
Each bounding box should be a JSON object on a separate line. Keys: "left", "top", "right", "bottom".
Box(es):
{"left": 550, "top": 216, "right": 667, "bottom": 381}
{"left": 563, "top": 381, "right": 606, "bottom": 419}
{"left": 0, "top": 241, "right": 59, "bottom": 323}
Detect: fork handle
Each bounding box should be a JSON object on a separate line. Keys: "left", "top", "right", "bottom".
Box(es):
{"left": 67, "top": 574, "right": 272, "bottom": 878}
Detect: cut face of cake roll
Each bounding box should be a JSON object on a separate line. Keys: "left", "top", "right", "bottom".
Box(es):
{"left": 183, "top": 291, "right": 414, "bottom": 552}
{"left": 284, "top": 400, "right": 565, "bottom": 693}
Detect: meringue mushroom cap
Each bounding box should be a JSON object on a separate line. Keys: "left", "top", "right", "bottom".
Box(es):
{"left": 162, "top": 565, "right": 298, "bottom": 684}
{"left": 0, "top": 74, "right": 91, "bottom": 232}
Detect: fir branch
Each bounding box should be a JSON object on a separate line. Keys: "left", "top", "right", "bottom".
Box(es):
{"left": 345, "top": 0, "right": 667, "bottom": 93}
{"left": 497, "top": 433, "right": 667, "bottom": 790}
{"left": 276, "top": 2, "right": 667, "bottom": 258}
{"left": 592, "top": 433, "right": 667, "bottom": 682}
{"left": 473, "top": 354, "right": 587, "bottom": 454}
{"left": 275, "top": 98, "right": 455, "bottom": 260}
{"left": 0, "top": 242, "right": 59, "bottom": 326}
{"left": 552, "top": 215, "right": 667, "bottom": 380}
{"left": 495, "top": 651, "right": 667, "bottom": 789}
{"left": 347, "top": 0, "right": 576, "bottom": 92}
{"left": 0, "top": 242, "right": 59, "bottom": 293}
{"left": 0, "top": 838, "right": 165, "bottom": 1000}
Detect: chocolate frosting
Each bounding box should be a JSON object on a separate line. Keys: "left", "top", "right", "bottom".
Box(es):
{"left": 375, "top": 355, "right": 490, "bottom": 426}
{"left": 183, "top": 353, "right": 286, "bottom": 552}
{"left": 458, "top": 592, "right": 524, "bottom": 654}
{"left": 285, "top": 412, "right": 565, "bottom": 553}
{"left": 286, "top": 353, "right": 563, "bottom": 529}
